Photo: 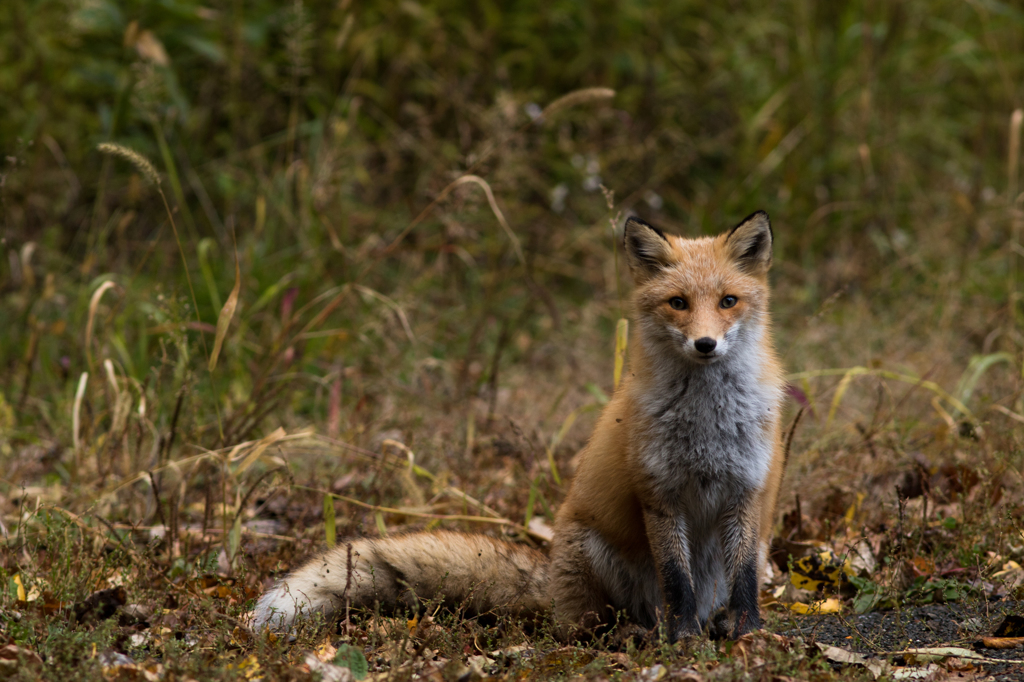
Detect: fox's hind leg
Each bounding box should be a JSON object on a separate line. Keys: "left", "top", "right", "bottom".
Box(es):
{"left": 548, "top": 521, "right": 615, "bottom": 639}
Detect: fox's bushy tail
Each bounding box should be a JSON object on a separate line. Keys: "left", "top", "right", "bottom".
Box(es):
{"left": 249, "top": 531, "right": 550, "bottom": 631}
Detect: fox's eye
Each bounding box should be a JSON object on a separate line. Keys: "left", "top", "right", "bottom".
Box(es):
{"left": 669, "top": 297, "right": 687, "bottom": 310}
{"left": 720, "top": 296, "right": 738, "bottom": 308}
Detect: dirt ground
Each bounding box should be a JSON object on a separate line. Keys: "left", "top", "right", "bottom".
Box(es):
{"left": 790, "top": 601, "right": 1024, "bottom": 681}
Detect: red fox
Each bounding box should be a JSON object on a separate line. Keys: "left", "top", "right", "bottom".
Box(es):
{"left": 249, "top": 211, "right": 785, "bottom": 642}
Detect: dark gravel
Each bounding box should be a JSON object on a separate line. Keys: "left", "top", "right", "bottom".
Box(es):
{"left": 779, "top": 600, "right": 1024, "bottom": 681}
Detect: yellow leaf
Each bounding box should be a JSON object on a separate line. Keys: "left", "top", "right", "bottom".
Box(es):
{"left": 208, "top": 252, "right": 241, "bottom": 372}
{"left": 844, "top": 492, "right": 866, "bottom": 526}
{"left": 13, "top": 574, "right": 26, "bottom": 602}
{"left": 790, "top": 550, "right": 853, "bottom": 592}
{"left": 231, "top": 655, "right": 261, "bottom": 680}
{"left": 315, "top": 636, "right": 338, "bottom": 662}
{"left": 790, "top": 598, "right": 842, "bottom": 614}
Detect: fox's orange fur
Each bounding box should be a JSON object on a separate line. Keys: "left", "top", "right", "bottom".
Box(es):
{"left": 250, "top": 212, "right": 785, "bottom": 642}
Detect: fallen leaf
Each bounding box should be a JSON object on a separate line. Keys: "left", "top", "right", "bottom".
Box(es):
{"left": 891, "top": 663, "right": 941, "bottom": 680}
{"left": 0, "top": 644, "right": 43, "bottom": 675}
{"left": 789, "top": 597, "right": 842, "bottom": 614}
{"left": 816, "top": 643, "right": 868, "bottom": 665}
{"left": 790, "top": 550, "right": 852, "bottom": 592}
{"left": 229, "top": 655, "right": 261, "bottom": 680}
{"left": 814, "top": 643, "right": 890, "bottom": 680}
{"left": 900, "top": 647, "right": 984, "bottom": 664}
{"left": 11, "top": 575, "right": 26, "bottom": 602}
{"left": 979, "top": 636, "right": 1024, "bottom": 649}
{"left": 638, "top": 663, "right": 667, "bottom": 681}
{"left": 316, "top": 636, "right": 338, "bottom": 663}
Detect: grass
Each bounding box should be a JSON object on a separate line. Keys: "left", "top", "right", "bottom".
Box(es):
{"left": 2, "top": 0, "right": 1024, "bottom": 679}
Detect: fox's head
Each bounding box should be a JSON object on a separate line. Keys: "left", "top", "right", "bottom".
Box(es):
{"left": 623, "top": 211, "right": 773, "bottom": 364}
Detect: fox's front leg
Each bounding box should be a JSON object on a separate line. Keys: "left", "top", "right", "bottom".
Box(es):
{"left": 643, "top": 508, "right": 699, "bottom": 641}
{"left": 721, "top": 497, "right": 763, "bottom": 638}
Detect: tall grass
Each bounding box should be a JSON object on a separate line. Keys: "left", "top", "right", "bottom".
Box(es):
{"left": 1, "top": 0, "right": 1024, "bottom": 677}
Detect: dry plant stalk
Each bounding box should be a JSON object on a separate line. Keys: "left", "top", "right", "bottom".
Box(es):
{"left": 96, "top": 142, "right": 161, "bottom": 187}
{"left": 85, "top": 280, "right": 118, "bottom": 371}
{"left": 1008, "top": 109, "right": 1023, "bottom": 337}
{"left": 540, "top": 87, "right": 615, "bottom": 120}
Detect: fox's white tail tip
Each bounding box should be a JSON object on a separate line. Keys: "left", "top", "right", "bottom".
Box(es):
{"left": 246, "top": 583, "right": 299, "bottom": 632}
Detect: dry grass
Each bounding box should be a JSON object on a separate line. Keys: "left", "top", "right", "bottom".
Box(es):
{"left": 3, "top": 0, "right": 1024, "bottom": 679}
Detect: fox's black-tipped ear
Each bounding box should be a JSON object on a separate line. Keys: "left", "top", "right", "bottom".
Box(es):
{"left": 623, "top": 217, "right": 674, "bottom": 282}
{"left": 725, "top": 211, "right": 773, "bottom": 274}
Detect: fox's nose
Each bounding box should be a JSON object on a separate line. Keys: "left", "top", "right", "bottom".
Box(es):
{"left": 695, "top": 337, "right": 717, "bottom": 354}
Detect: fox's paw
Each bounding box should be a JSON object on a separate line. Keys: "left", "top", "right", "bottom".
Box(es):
{"left": 606, "top": 623, "right": 654, "bottom": 650}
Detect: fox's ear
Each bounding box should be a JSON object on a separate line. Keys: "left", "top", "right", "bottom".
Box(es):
{"left": 725, "top": 211, "right": 773, "bottom": 274}
{"left": 624, "top": 217, "right": 674, "bottom": 282}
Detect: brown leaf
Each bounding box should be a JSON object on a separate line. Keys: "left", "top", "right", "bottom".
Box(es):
{"left": 979, "top": 636, "right": 1024, "bottom": 649}
{"left": 910, "top": 556, "right": 936, "bottom": 577}
{"left": 0, "top": 644, "right": 43, "bottom": 665}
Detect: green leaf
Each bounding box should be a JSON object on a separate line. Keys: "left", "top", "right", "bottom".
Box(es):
{"left": 323, "top": 494, "right": 336, "bottom": 549}
{"left": 228, "top": 514, "right": 242, "bottom": 564}
{"left": 334, "top": 644, "right": 368, "bottom": 680}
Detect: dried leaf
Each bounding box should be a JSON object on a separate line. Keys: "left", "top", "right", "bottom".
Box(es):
{"left": 816, "top": 643, "right": 868, "bottom": 665}
{"left": 979, "top": 637, "right": 1024, "bottom": 649}
{"left": 815, "top": 643, "right": 890, "bottom": 680}
{"left": 316, "top": 636, "right": 339, "bottom": 663}
{"left": 208, "top": 252, "right": 241, "bottom": 372}
{"left": 891, "top": 663, "right": 941, "bottom": 680}
{"left": 900, "top": 647, "right": 985, "bottom": 664}
{"left": 234, "top": 426, "right": 286, "bottom": 474}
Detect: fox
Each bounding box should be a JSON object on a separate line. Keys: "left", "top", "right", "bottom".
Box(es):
{"left": 249, "top": 211, "right": 785, "bottom": 642}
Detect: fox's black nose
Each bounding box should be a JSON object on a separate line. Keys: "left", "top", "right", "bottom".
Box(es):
{"left": 695, "top": 337, "right": 717, "bottom": 354}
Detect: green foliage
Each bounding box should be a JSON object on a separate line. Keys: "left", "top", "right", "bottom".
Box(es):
{"left": 2, "top": 2, "right": 1024, "bottom": 679}
{"left": 333, "top": 643, "right": 369, "bottom": 680}
{"left": 849, "top": 575, "right": 896, "bottom": 614}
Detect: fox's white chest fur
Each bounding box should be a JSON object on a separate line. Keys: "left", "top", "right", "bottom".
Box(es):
{"left": 627, "top": 323, "right": 781, "bottom": 625}
{"left": 638, "top": 323, "right": 780, "bottom": 503}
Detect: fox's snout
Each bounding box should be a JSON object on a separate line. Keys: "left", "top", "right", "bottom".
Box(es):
{"left": 694, "top": 337, "right": 717, "bottom": 354}
{"left": 684, "top": 333, "right": 727, "bottom": 362}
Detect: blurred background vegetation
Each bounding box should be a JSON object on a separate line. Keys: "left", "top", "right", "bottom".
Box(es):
{"left": 2, "top": 0, "right": 1024, "bottom": 545}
